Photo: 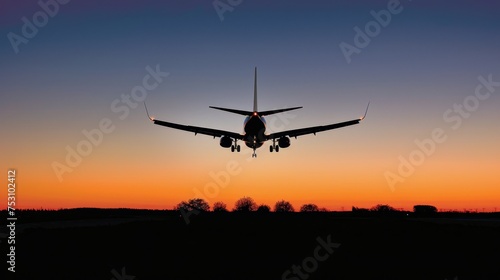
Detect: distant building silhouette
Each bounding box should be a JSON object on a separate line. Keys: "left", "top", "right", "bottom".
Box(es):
{"left": 413, "top": 205, "right": 437, "bottom": 216}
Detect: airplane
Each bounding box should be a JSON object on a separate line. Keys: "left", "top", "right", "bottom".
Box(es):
{"left": 145, "top": 67, "right": 369, "bottom": 158}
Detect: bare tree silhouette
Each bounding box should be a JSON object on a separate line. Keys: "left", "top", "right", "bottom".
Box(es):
{"left": 213, "top": 201, "right": 228, "bottom": 212}
{"left": 370, "top": 204, "right": 397, "bottom": 212}
{"left": 233, "top": 196, "right": 257, "bottom": 212}
{"left": 256, "top": 204, "right": 271, "bottom": 213}
{"left": 274, "top": 200, "right": 295, "bottom": 212}
{"left": 352, "top": 206, "right": 369, "bottom": 213}
{"left": 174, "top": 202, "right": 187, "bottom": 211}
{"left": 300, "top": 203, "right": 319, "bottom": 212}
{"left": 175, "top": 198, "right": 210, "bottom": 212}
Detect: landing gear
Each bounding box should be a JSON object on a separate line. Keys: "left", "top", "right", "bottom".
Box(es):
{"left": 231, "top": 139, "right": 241, "bottom": 153}
{"left": 231, "top": 145, "right": 240, "bottom": 152}
{"left": 270, "top": 139, "right": 279, "bottom": 152}
{"left": 250, "top": 137, "right": 257, "bottom": 158}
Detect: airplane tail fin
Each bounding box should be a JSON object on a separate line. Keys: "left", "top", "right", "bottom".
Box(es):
{"left": 209, "top": 67, "right": 303, "bottom": 116}
{"left": 254, "top": 67, "right": 258, "bottom": 112}
{"left": 251, "top": 67, "right": 303, "bottom": 116}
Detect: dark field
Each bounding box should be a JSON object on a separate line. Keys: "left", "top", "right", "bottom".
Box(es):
{"left": 2, "top": 209, "right": 500, "bottom": 280}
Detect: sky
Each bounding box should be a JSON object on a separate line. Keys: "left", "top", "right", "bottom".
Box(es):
{"left": 1, "top": 0, "right": 499, "bottom": 212}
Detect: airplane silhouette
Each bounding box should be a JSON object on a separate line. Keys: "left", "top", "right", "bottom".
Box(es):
{"left": 145, "top": 67, "right": 369, "bottom": 158}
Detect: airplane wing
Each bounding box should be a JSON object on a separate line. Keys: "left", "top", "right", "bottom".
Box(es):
{"left": 267, "top": 102, "right": 369, "bottom": 140}
{"left": 145, "top": 103, "right": 243, "bottom": 140}
{"left": 151, "top": 119, "right": 244, "bottom": 140}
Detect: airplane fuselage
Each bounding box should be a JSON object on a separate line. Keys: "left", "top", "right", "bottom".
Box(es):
{"left": 243, "top": 113, "right": 266, "bottom": 149}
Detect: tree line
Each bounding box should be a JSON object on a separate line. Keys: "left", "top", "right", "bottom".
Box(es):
{"left": 174, "top": 196, "right": 329, "bottom": 213}
{"left": 174, "top": 197, "right": 442, "bottom": 214}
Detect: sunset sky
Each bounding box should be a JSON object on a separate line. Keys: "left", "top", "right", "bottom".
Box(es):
{"left": 1, "top": 0, "right": 499, "bottom": 211}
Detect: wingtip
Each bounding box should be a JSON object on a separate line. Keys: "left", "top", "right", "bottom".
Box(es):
{"left": 144, "top": 102, "right": 155, "bottom": 121}
{"left": 361, "top": 101, "right": 370, "bottom": 120}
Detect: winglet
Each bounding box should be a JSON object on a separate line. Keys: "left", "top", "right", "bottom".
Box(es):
{"left": 144, "top": 102, "right": 154, "bottom": 121}
{"left": 361, "top": 101, "right": 370, "bottom": 120}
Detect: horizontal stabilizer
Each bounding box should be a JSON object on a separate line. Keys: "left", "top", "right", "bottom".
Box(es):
{"left": 210, "top": 106, "right": 303, "bottom": 116}
{"left": 258, "top": 106, "right": 302, "bottom": 116}
{"left": 209, "top": 106, "right": 254, "bottom": 116}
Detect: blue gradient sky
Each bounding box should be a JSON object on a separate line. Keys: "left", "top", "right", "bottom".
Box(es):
{"left": 1, "top": 0, "right": 499, "bottom": 211}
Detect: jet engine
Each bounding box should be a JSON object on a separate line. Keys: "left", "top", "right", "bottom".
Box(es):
{"left": 278, "top": 137, "right": 290, "bottom": 148}
{"left": 220, "top": 136, "right": 232, "bottom": 148}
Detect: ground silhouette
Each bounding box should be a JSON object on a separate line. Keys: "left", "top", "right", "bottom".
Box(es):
{"left": 1, "top": 208, "right": 499, "bottom": 280}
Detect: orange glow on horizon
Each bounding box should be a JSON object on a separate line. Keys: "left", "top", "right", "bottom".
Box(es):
{"left": 4, "top": 155, "right": 499, "bottom": 212}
